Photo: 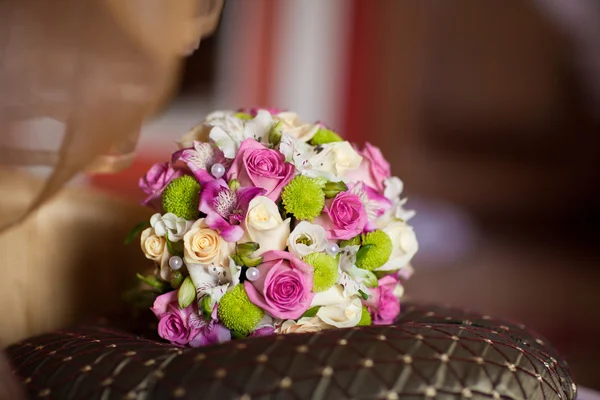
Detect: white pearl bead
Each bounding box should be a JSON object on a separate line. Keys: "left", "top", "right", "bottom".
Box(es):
{"left": 246, "top": 267, "right": 260, "bottom": 281}
{"left": 169, "top": 256, "right": 183, "bottom": 270}
{"left": 326, "top": 243, "right": 340, "bottom": 256}
{"left": 211, "top": 163, "right": 226, "bottom": 179}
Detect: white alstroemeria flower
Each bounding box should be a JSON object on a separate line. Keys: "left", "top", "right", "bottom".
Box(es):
{"left": 310, "top": 141, "right": 363, "bottom": 177}
{"left": 274, "top": 112, "right": 320, "bottom": 142}
{"left": 188, "top": 257, "right": 241, "bottom": 307}
{"left": 337, "top": 245, "right": 371, "bottom": 297}
{"left": 279, "top": 133, "right": 340, "bottom": 181}
{"left": 382, "top": 177, "right": 416, "bottom": 222}
{"left": 287, "top": 221, "right": 328, "bottom": 258}
{"left": 375, "top": 220, "right": 418, "bottom": 272}
{"left": 150, "top": 213, "right": 193, "bottom": 242}
{"left": 208, "top": 110, "right": 275, "bottom": 158}
{"left": 311, "top": 285, "right": 362, "bottom": 328}
{"left": 350, "top": 183, "right": 388, "bottom": 222}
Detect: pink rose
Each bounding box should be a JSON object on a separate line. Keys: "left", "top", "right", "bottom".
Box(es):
{"left": 151, "top": 291, "right": 195, "bottom": 346}
{"left": 244, "top": 250, "right": 314, "bottom": 319}
{"left": 139, "top": 162, "right": 183, "bottom": 209}
{"left": 226, "top": 138, "right": 295, "bottom": 201}
{"left": 320, "top": 191, "right": 367, "bottom": 240}
{"left": 363, "top": 275, "right": 400, "bottom": 325}
{"left": 344, "top": 143, "right": 390, "bottom": 192}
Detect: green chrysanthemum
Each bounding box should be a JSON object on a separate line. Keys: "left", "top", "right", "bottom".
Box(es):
{"left": 356, "top": 230, "right": 393, "bottom": 271}
{"left": 161, "top": 175, "right": 201, "bottom": 220}
{"left": 357, "top": 306, "right": 372, "bottom": 326}
{"left": 234, "top": 112, "right": 253, "bottom": 120}
{"left": 304, "top": 252, "right": 338, "bottom": 292}
{"left": 281, "top": 176, "right": 325, "bottom": 221}
{"left": 340, "top": 235, "right": 361, "bottom": 248}
{"left": 310, "top": 128, "right": 343, "bottom": 146}
{"left": 356, "top": 306, "right": 373, "bottom": 326}
{"left": 217, "top": 284, "right": 264, "bottom": 337}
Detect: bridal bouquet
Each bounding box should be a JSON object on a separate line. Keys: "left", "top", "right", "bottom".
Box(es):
{"left": 131, "top": 108, "right": 418, "bottom": 347}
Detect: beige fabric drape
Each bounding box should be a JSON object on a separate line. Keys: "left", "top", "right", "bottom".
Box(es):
{"left": 0, "top": 0, "right": 223, "bottom": 231}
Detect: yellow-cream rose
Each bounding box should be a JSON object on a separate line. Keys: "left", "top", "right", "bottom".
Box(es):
{"left": 243, "top": 196, "right": 291, "bottom": 256}
{"left": 140, "top": 227, "right": 171, "bottom": 280}
{"left": 277, "top": 317, "right": 329, "bottom": 334}
{"left": 311, "top": 285, "right": 363, "bottom": 328}
{"left": 275, "top": 112, "right": 319, "bottom": 143}
{"left": 183, "top": 219, "right": 234, "bottom": 266}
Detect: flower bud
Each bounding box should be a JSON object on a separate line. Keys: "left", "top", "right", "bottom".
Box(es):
{"left": 170, "top": 270, "right": 184, "bottom": 289}
{"left": 240, "top": 255, "right": 263, "bottom": 268}
{"left": 201, "top": 295, "right": 215, "bottom": 316}
{"left": 228, "top": 179, "right": 241, "bottom": 192}
{"left": 323, "top": 181, "right": 348, "bottom": 199}
{"left": 236, "top": 242, "right": 260, "bottom": 256}
{"left": 269, "top": 121, "right": 283, "bottom": 146}
{"left": 362, "top": 271, "right": 379, "bottom": 288}
{"left": 178, "top": 276, "right": 196, "bottom": 309}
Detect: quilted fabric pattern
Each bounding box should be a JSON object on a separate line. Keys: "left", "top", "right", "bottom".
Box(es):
{"left": 6, "top": 304, "right": 577, "bottom": 400}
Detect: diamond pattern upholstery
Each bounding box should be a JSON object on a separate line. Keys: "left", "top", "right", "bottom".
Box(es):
{"left": 6, "top": 303, "right": 576, "bottom": 399}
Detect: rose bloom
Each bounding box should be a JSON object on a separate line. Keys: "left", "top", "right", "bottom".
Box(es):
{"left": 227, "top": 138, "right": 295, "bottom": 201}
{"left": 243, "top": 196, "right": 291, "bottom": 256}
{"left": 311, "top": 285, "right": 363, "bottom": 328}
{"left": 183, "top": 219, "right": 235, "bottom": 266}
{"left": 344, "top": 142, "right": 390, "bottom": 192}
{"left": 140, "top": 227, "right": 171, "bottom": 280}
{"left": 363, "top": 275, "right": 401, "bottom": 325}
{"left": 318, "top": 191, "right": 367, "bottom": 240}
{"left": 151, "top": 291, "right": 197, "bottom": 346}
{"left": 277, "top": 317, "right": 328, "bottom": 334}
{"left": 245, "top": 250, "right": 314, "bottom": 319}
{"left": 376, "top": 221, "right": 419, "bottom": 272}
{"left": 138, "top": 162, "right": 183, "bottom": 209}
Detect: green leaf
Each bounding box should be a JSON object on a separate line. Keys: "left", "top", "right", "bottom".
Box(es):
{"left": 355, "top": 244, "right": 374, "bottom": 263}
{"left": 302, "top": 306, "right": 321, "bottom": 318}
{"left": 165, "top": 233, "right": 184, "bottom": 257}
{"left": 340, "top": 235, "right": 361, "bottom": 248}
{"left": 136, "top": 273, "right": 168, "bottom": 292}
{"left": 358, "top": 290, "right": 370, "bottom": 301}
{"left": 125, "top": 221, "right": 150, "bottom": 244}
{"left": 178, "top": 277, "right": 196, "bottom": 309}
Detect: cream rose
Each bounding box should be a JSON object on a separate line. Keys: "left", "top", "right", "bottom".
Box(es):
{"left": 243, "top": 196, "right": 291, "bottom": 256}
{"left": 140, "top": 227, "right": 171, "bottom": 280}
{"left": 183, "top": 219, "right": 235, "bottom": 266}
{"left": 310, "top": 142, "right": 363, "bottom": 177}
{"left": 277, "top": 317, "right": 329, "bottom": 334}
{"left": 287, "top": 221, "right": 328, "bottom": 258}
{"left": 311, "top": 284, "right": 363, "bottom": 328}
{"left": 376, "top": 221, "right": 419, "bottom": 272}
{"left": 274, "top": 112, "right": 319, "bottom": 143}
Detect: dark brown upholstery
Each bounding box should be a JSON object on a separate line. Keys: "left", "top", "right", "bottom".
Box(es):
{"left": 6, "top": 304, "right": 576, "bottom": 399}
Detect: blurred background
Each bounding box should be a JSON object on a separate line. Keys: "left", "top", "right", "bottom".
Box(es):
{"left": 82, "top": 0, "right": 599, "bottom": 389}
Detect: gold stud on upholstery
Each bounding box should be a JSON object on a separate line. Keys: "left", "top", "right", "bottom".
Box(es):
{"left": 38, "top": 389, "right": 51, "bottom": 397}
{"left": 81, "top": 365, "right": 92, "bottom": 372}
{"left": 363, "top": 359, "right": 374, "bottom": 368}
{"left": 195, "top": 353, "right": 206, "bottom": 362}
{"left": 425, "top": 387, "right": 437, "bottom": 398}
{"left": 322, "top": 366, "right": 334, "bottom": 377}
{"left": 297, "top": 345, "right": 309, "bottom": 353}
{"left": 256, "top": 354, "right": 268, "bottom": 363}
{"left": 101, "top": 378, "right": 113, "bottom": 386}
{"left": 280, "top": 377, "right": 292, "bottom": 389}
{"left": 173, "top": 387, "right": 186, "bottom": 398}
{"left": 338, "top": 339, "right": 348, "bottom": 345}
{"left": 215, "top": 368, "right": 227, "bottom": 378}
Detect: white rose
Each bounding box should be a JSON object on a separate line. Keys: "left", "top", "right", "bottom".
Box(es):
{"left": 150, "top": 213, "right": 193, "bottom": 242}
{"left": 140, "top": 227, "right": 171, "bottom": 280}
{"left": 287, "top": 221, "right": 328, "bottom": 258}
{"left": 376, "top": 221, "right": 418, "bottom": 271}
{"left": 243, "top": 196, "right": 291, "bottom": 256}
{"left": 183, "top": 219, "right": 235, "bottom": 266}
{"left": 309, "top": 142, "right": 363, "bottom": 177}
{"left": 274, "top": 112, "right": 319, "bottom": 142}
{"left": 310, "top": 284, "right": 362, "bottom": 328}
{"left": 277, "top": 317, "right": 329, "bottom": 334}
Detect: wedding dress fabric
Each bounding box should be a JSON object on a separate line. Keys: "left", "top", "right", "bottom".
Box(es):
{"left": 0, "top": 0, "right": 223, "bottom": 231}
